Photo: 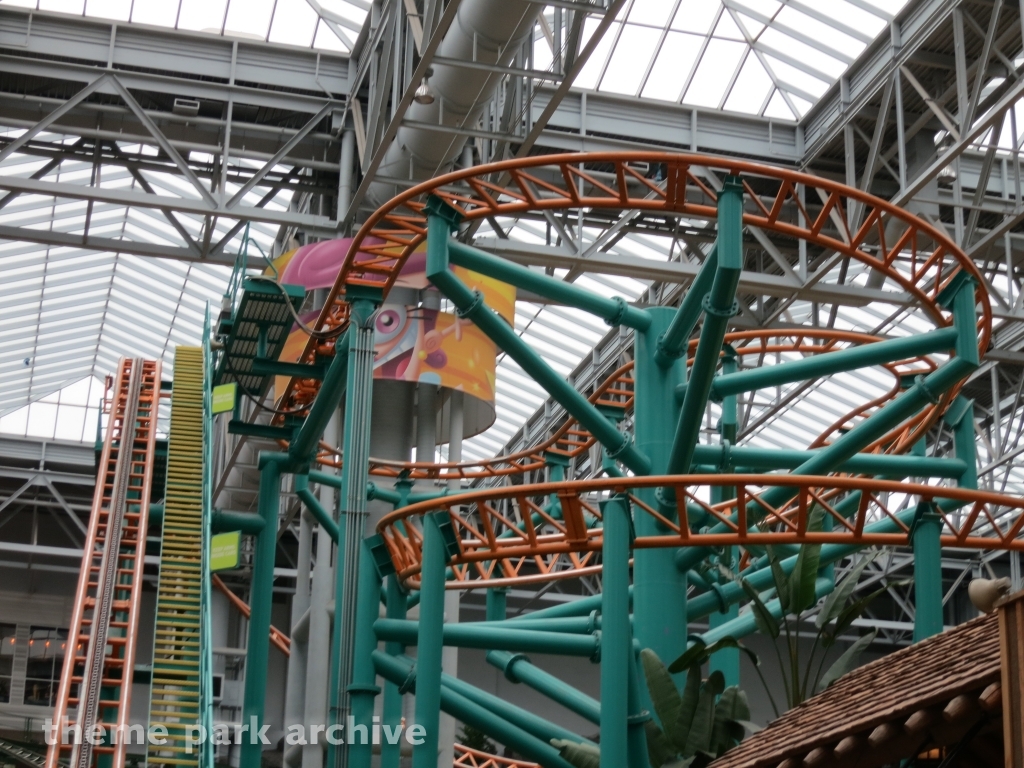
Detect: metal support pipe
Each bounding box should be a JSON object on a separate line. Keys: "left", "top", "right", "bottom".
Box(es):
{"left": 426, "top": 199, "right": 651, "bottom": 475}
{"left": 240, "top": 457, "right": 282, "bottom": 768}
{"left": 507, "top": 588, "right": 632, "bottom": 622}
{"left": 380, "top": 576, "right": 406, "bottom": 768}
{"left": 289, "top": 329, "right": 352, "bottom": 462}
{"left": 710, "top": 327, "right": 960, "bottom": 399}
{"left": 633, "top": 305, "right": 689, "bottom": 677}
{"left": 912, "top": 503, "right": 944, "bottom": 641}
{"left": 626, "top": 650, "right": 651, "bottom": 768}
{"left": 348, "top": 539, "right": 384, "bottom": 768}
{"left": 485, "top": 651, "right": 601, "bottom": 724}
{"left": 211, "top": 509, "right": 265, "bottom": 535}
{"left": 676, "top": 329, "right": 978, "bottom": 575}
{"left": 448, "top": 239, "right": 651, "bottom": 330}
{"left": 689, "top": 443, "right": 966, "bottom": 478}
{"left": 295, "top": 474, "right": 340, "bottom": 542}
{"left": 372, "top": 652, "right": 575, "bottom": 768}
{"left": 303, "top": 416, "right": 337, "bottom": 768}
{"left": 666, "top": 177, "right": 743, "bottom": 482}
{"left": 412, "top": 511, "right": 448, "bottom": 768}
{"left": 654, "top": 244, "right": 718, "bottom": 368}
{"left": 485, "top": 588, "right": 507, "bottom": 621}
{"left": 330, "top": 296, "right": 378, "bottom": 768}
{"left": 418, "top": 657, "right": 594, "bottom": 748}
{"left": 600, "top": 497, "right": 632, "bottom": 768}
{"left": 284, "top": 503, "right": 313, "bottom": 768}
{"left": 375, "top": 619, "right": 600, "bottom": 656}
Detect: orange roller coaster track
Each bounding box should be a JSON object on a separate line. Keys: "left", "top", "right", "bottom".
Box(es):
{"left": 377, "top": 475, "right": 1024, "bottom": 590}
{"left": 278, "top": 151, "right": 992, "bottom": 418}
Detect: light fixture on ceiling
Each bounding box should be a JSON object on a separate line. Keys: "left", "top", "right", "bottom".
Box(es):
{"left": 936, "top": 132, "right": 957, "bottom": 184}
{"left": 414, "top": 68, "right": 435, "bottom": 105}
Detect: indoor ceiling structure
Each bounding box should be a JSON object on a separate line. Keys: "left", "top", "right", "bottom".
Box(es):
{"left": 0, "top": 0, "right": 1024, "bottom": 536}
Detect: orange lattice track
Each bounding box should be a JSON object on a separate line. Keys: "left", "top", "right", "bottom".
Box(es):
{"left": 376, "top": 475, "right": 1024, "bottom": 590}
{"left": 454, "top": 744, "right": 539, "bottom": 768}
{"left": 277, "top": 152, "right": 991, "bottom": 420}
{"left": 46, "top": 358, "right": 162, "bottom": 768}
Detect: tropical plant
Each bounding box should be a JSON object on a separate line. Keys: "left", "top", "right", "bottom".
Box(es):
{"left": 552, "top": 648, "right": 754, "bottom": 768}
{"left": 458, "top": 723, "right": 496, "bottom": 755}
{"left": 712, "top": 509, "right": 891, "bottom": 716}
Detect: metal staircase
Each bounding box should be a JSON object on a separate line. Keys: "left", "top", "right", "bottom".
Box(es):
{"left": 145, "top": 348, "right": 206, "bottom": 768}
{"left": 46, "top": 357, "right": 161, "bottom": 768}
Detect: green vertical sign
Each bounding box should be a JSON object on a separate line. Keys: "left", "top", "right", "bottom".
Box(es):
{"left": 212, "top": 382, "right": 237, "bottom": 414}
{"left": 210, "top": 530, "right": 241, "bottom": 571}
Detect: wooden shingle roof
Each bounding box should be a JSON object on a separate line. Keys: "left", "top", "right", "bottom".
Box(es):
{"left": 710, "top": 611, "right": 1006, "bottom": 768}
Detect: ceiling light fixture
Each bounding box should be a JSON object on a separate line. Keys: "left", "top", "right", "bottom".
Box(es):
{"left": 414, "top": 68, "right": 435, "bottom": 105}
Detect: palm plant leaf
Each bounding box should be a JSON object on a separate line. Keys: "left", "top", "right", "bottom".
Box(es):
{"left": 817, "top": 630, "right": 877, "bottom": 692}
{"left": 816, "top": 553, "right": 877, "bottom": 629}
{"left": 642, "top": 648, "right": 683, "bottom": 736}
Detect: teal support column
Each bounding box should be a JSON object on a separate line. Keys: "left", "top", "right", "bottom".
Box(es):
{"left": 380, "top": 575, "right": 406, "bottom": 768}
{"left": 711, "top": 351, "right": 740, "bottom": 688}
{"left": 329, "top": 291, "right": 379, "bottom": 768}
{"left": 240, "top": 456, "right": 282, "bottom": 768}
{"left": 600, "top": 497, "right": 632, "bottom": 768}
{"left": 626, "top": 652, "right": 651, "bottom": 768}
{"left": 911, "top": 503, "right": 944, "bottom": 641}
{"left": 947, "top": 395, "right": 978, "bottom": 490}
{"left": 412, "top": 511, "right": 450, "bottom": 768}
{"left": 425, "top": 196, "right": 651, "bottom": 476}
{"left": 655, "top": 245, "right": 719, "bottom": 367}
{"left": 486, "top": 587, "right": 507, "bottom": 622}
{"left": 632, "top": 305, "right": 689, "bottom": 677}
{"left": 708, "top": 594, "right": 740, "bottom": 688}
{"left": 349, "top": 538, "right": 386, "bottom": 768}
{"left": 666, "top": 177, "right": 743, "bottom": 483}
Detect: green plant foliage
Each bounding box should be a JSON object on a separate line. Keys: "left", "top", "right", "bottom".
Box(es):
{"left": 643, "top": 650, "right": 751, "bottom": 768}
{"left": 817, "top": 629, "right": 877, "bottom": 692}
{"left": 556, "top": 649, "right": 752, "bottom": 768}
{"left": 726, "top": 549, "right": 887, "bottom": 716}
{"left": 458, "top": 723, "right": 496, "bottom": 755}
{"left": 550, "top": 739, "right": 601, "bottom": 768}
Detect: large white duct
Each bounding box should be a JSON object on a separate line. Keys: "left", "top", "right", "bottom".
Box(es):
{"left": 369, "top": 0, "right": 542, "bottom": 207}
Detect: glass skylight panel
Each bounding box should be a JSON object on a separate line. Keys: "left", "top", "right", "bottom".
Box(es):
{"left": 577, "top": 0, "right": 909, "bottom": 117}
{"left": 683, "top": 38, "right": 746, "bottom": 108}
{"left": 6, "top": 0, "right": 360, "bottom": 51}
{"left": 599, "top": 24, "right": 660, "bottom": 96}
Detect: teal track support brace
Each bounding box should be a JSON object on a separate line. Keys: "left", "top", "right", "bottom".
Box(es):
{"left": 349, "top": 538, "right": 384, "bottom": 768}
{"left": 425, "top": 198, "right": 651, "bottom": 475}
{"left": 485, "top": 587, "right": 507, "bottom": 621}
{"left": 289, "top": 329, "right": 351, "bottom": 462}
{"left": 448, "top": 239, "right": 652, "bottom": 331}
{"left": 911, "top": 502, "right": 944, "bottom": 641}
{"left": 239, "top": 456, "right": 282, "bottom": 768}
{"left": 294, "top": 473, "right": 340, "bottom": 542}
{"left": 486, "top": 650, "right": 601, "bottom": 724}
{"left": 667, "top": 176, "right": 743, "bottom": 483}
{"left": 655, "top": 244, "right": 719, "bottom": 368}
{"left": 600, "top": 497, "right": 632, "bottom": 768}
{"left": 380, "top": 576, "right": 406, "bottom": 768}
{"left": 412, "top": 511, "right": 449, "bottom": 768}
{"left": 372, "top": 652, "right": 576, "bottom": 768}
{"left": 632, "top": 306, "right": 689, "bottom": 680}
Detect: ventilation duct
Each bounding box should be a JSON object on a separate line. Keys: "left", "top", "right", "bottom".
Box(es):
{"left": 368, "top": 0, "right": 542, "bottom": 207}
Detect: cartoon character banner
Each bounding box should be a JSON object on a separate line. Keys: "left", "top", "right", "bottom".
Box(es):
{"left": 270, "top": 239, "right": 515, "bottom": 404}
